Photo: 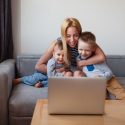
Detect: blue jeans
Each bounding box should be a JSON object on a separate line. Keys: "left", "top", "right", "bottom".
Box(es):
{"left": 21, "top": 71, "right": 48, "bottom": 87}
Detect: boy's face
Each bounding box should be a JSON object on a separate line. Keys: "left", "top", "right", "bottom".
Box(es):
{"left": 53, "top": 46, "right": 64, "bottom": 64}
{"left": 78, "top": 40, "right": 94, "bottom": 59}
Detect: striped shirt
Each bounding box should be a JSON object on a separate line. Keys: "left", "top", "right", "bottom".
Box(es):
{"left": 68, "top": 45, "right": 79, "bottom": 66}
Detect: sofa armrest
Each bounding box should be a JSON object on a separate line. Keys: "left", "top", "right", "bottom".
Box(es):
{"left": 0, "top": 59, "right": 15, "bottom": 125}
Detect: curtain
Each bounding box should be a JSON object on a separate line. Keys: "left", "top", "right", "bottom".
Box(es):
{"left": 0, "top": 0, "right": 13, "bottom": 63}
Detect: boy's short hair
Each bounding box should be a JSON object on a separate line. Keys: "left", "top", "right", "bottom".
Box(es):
{"left": 79, "top": 31, "right": 97, "bottom": 50}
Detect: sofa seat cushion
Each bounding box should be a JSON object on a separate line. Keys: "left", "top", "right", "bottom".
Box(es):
{"left": 116, "top": 77, "right": 125, "bottom": 88}
{"left": 9, "top": 84, "right": 48, "bottom": 117}
{"left": 9, "top": 77, "right": 125, "bottom": 117}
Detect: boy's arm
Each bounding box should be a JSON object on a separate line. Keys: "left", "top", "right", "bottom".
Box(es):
{"left": 96, "top": 62, "right": 113, "bottom": 80}
{"left": 77, "top": 45, "right": 106, "bottom": 67}
{"left": 100, "top": 72, "right": 113, "bottom": 80}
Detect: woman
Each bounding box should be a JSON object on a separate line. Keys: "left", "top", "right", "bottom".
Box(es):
{"left": 35, "top": 17, "right": 105, "bottom": 74}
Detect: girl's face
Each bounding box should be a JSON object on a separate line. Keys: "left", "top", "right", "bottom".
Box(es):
{"left": 66, "top": 27, "right": 79, "bottom": 48}
{"left": 53, "top": 46, "right": 64, "bottom": 64}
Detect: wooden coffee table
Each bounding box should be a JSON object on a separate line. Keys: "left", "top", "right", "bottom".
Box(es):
{"left": 31, "top": 99, "right": 125, "bottom": 125}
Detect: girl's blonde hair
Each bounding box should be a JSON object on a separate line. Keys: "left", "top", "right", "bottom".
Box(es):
{"left": 61, "top": 17, "right": 82, "bottom": 66}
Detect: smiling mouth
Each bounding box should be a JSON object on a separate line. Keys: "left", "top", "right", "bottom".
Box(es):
{"left": 70, "top": 43, "right": 76, "bottom": 47}
{"left": 70, "top": 42, "right": 75, "bottom": 45}
{"left": 58, "top": 60, "right": 64, "bottom": 62}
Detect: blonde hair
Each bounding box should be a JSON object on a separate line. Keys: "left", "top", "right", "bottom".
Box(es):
{"left": 61, "top": 17, "right": 82, "bottom": 66}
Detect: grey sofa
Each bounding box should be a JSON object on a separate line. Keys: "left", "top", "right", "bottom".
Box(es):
{"left": 0, "top": 55, "right": 125, "bottom": 125}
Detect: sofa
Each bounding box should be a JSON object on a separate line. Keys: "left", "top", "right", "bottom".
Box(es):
{"left": 0, "top": 55, "right": 125, "bottom": 125}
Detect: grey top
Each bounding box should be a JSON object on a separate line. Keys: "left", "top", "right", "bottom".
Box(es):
{"left": 47, "top": 58, "right": 65, "bottom": 77}
{"left": 76, "top": 55, "right": 113, "bottom": 80}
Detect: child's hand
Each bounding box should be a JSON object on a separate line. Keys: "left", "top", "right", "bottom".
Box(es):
{"left": 56, "top": 67, "right": 65, "bottom": 72}
{"left": 93, "top": 74, "right": 100, "bottom": 78}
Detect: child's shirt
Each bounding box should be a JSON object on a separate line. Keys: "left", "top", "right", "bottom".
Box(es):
{"left": 47, "top": 58, "right": 65, "bottom": 77}
{"left": 76, "top": 55, "right": 113, "bottom": 80}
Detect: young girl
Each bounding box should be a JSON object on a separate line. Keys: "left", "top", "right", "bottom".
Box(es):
{"left": 47, "top": 40, "right": 72, "bottom": 77}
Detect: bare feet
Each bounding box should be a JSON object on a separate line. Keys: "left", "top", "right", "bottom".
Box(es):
{"left": 34, "top": 82, "right": 43, "bottom": 88}
{"left": 12, "top": 78, "right": 21, "bottom": 86}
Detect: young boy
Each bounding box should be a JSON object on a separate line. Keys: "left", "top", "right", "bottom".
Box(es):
{"left": 76, "top": 31, "right": 113, "bottom": 79}
{"left": 47, "top": 40, "right": 72, "bottom": 77}
{"left": 76, "top": 31, "right": 125, "bottom": 99}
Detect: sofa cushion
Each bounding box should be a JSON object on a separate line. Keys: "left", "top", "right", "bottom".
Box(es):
{"left": 117, "top": 77, "right": 125, "bottom": 88}
{"left": 9, "top": 84, "right": 48, "bottom": 117}
{"left": 106, "top": 55, "right": 125, "bottom": 77}
{"left": 16, "top": 55, "right": 41, "bottom": 77}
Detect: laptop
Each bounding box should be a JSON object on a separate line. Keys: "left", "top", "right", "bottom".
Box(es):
{"left": 48, "top": 77, "right": 106, "bottom": 115}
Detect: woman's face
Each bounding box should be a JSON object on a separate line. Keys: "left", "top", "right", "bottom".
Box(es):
{"left": 66, "top": 27, "right": 80, "bottom": 48}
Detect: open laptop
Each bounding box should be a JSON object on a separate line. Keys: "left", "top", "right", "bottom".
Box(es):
{"left": 48, "top": 77, "right": 106, "bottom": 115}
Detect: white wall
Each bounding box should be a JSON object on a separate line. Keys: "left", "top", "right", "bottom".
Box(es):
{"left": 11, "top": 0, "right": 21, "bottom": 56}
{"left": 12, "top": 0, "right": 125, "bottom": 56}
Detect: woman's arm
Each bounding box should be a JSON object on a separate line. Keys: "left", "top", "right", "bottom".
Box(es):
{"left": 35, "top": 41, "right": 56, "bottom": 73}
{"left": 77, "top": 44, "right": 106, "bottom": 67}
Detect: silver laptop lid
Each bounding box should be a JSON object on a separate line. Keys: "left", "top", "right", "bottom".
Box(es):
{"left": 48, "top": 77, "right": 106, "bottom": 114}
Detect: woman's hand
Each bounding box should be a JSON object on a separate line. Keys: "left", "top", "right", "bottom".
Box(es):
{"left": 77, "top": 60, "right": 85, "bottom": 68}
